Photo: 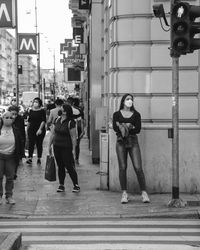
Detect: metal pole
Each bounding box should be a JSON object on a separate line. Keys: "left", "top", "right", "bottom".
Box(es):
{"left": 35, "top": 0, "right": 40, "bottom": 98}
{"left": 168, "top": 0, "right": 186, "bottom": 207}
{"left": 37, "top": 33, "right": 40, "bottom": 98}
{"left": 15, "top": 0, "right": 19, "bottom": 107}
{"left": 53, "top": 50, "right": 56, "bottom": 101}
{"left": 172, "top": 57, "right": 179, "bottom": 199}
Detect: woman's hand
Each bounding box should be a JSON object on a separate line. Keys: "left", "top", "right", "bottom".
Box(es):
{"left": 36, "top": 129, "right": 42, "bottom": 136}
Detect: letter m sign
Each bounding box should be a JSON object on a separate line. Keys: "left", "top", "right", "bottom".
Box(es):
{"left": 18, "top": 33, "right": 37, "bottom": 54}
{"left": 0, "top": 0, "right": 16, "bottom": 28}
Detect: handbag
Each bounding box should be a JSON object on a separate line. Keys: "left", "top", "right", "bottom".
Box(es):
{"left": 44, "top": 155, "right": 56, "bottom": 181}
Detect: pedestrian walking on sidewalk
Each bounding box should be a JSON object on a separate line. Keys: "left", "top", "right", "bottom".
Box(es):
{"left": 26, "top": 97, "right": 46, "bottom": 165}
{"left": 0, "top": 111, "right": 23, "bottom": 205}
{"left": 112, "top": 93, "right": 150, "bottom": 204}
{"left": 48, "top": 104, "right": 80, "bottom": 193}
{"left": 8, "top": 105, "right": 26, "bottom": 179}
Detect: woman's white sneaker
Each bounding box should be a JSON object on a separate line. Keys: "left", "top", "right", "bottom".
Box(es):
{"left": 121, "top": 192, "right": 128, "bottom": 204}
{"left": 141, "top": 191, "right": 150, "bottom": 203}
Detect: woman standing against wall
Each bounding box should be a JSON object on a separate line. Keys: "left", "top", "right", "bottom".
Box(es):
{"left": 113, "top": 93, "right": 150, "bottom": 204}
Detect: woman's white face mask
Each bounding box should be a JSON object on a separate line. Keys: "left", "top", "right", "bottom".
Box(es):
{"left": 124, "top": 99, "right": 133, "bottom": 108}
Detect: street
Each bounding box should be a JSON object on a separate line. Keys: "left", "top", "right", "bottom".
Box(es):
{"left": 0, "top": 217, "right": 199, "bottom": 249}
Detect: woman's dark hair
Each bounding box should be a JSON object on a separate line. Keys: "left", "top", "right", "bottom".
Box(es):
{"left": 62, "top": 104, "right": 73, "bottom": 119}
{"left": 73, "top": 98, "right": 80, "bottom": 107}
{"left": 33, "top": 97, "right": 43, "bottom": 107}
{"left": 119, "top": 93, "right": 135, "bottom": 111}
{"left": 8, "top": 105, "right": 19, "bottom": 113}
{"left": 55, "top": 98, "right": 64, "bottom": 106}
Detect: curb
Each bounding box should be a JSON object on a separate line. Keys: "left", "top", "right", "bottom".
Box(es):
{"left": 0, "top": 210, "right": 199, "bottom": 220}
{"left": 0, "top": 232, "right": 22, "bottom": 250}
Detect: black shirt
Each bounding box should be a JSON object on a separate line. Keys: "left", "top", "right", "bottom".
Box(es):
{"left": 112, "top": 110, "right": 141, "bottom": 137}
{"left": 53, "top": 118, "right": 76, "bottom": 148}
{"left": 28, "top": 109, "right": 46, "bottom": 132}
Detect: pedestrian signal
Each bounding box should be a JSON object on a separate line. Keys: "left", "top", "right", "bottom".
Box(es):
{"left": 18, "top": 65, "right": 23, "bottom": 74}
{"left": 171, "top": 2, "right": 200, "bottom": 57}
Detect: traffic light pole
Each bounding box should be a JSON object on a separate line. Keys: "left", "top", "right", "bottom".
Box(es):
{"left": 168, "top": 0, "right": 186, "bottom": 208}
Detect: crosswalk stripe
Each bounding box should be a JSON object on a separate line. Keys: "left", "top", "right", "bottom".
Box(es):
{"left": 0, "top": 228, "right": 199, "bottom": 233}
{"left": 0, "top": 218, "right": 199, "bottom": 247}
{"left": 22, "top": 235, "right": 200, "bottom": 242}
{"left": 0, "top": 219, "right": 199, "bottom": 226}
{"left": 26, "top": 244, "right": 199, "bottom": 250}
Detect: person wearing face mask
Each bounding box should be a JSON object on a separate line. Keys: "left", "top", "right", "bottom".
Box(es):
{"left": 0, "top": 112, "right": 23, "bottom": 204}
{"left": 112, "top": 93, "right": 150, "bottom": 204}
{"left": 48, "top": 104, "right": 80, "bottom": 193}
{"left": 8, "top": 105, "right": 26, "bottom": 179}
{"left": 26, "top": 97, "right": 46, "bottom": 165}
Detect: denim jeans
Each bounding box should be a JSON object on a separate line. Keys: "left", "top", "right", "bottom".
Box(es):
{"left": 116, "top": 135, "right": 146, "bottom": 191}
{"left": 0, "top": 153, "right": 15, "bottom": 198}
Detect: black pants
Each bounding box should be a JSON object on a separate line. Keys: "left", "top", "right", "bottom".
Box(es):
{"left": 53, "top": 145, "right": 78, "bottom": 186}
{"left": 28, "top": 129, "right": 46, "bottom": 158}
{"left": 75, "top": 137, "right": 81, "bottom": 160}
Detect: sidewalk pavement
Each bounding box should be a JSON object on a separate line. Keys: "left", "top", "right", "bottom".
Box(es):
{"left": 0, "top": 132, "right": 200, "bottom": 219}
{"left": 0, "top": 133, "right": 200, "bottom": 249}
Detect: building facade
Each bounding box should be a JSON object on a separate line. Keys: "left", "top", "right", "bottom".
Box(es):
{"left": 69, "top": 0, "right": 200, "bottom": 193}
{"left": 0, "top": 29, "right": 15, "bottom": 103}
{"left": 19, "top": 55, "right": 37, "bottom": 93}
{"left": 0, "top": 29, "right": 37, "bottom": 103}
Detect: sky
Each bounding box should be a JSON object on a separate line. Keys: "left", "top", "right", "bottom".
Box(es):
{"left": 11, "top": 0, "right": 73, "bottom": 71}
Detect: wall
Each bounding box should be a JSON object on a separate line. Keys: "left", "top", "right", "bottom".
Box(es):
{"left": 104, "top": 0, "right": 200, "bottom": 193}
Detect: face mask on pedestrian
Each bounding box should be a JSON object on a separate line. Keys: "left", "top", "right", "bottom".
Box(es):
{"left": 33, "top": 102, "right": 39, "bottom": 108}
{"left": 11, "top": 112, "right": 17, "bottom": 120}
{"left": 124, "top": 99, "right": 133, "bottom": 108}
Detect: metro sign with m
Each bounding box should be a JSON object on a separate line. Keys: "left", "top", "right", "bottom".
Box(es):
{"left": 18, "top": 33, "right": 37, "bottom": 54}
{"left": 0, "top": 0, "right": 16, "bottom": 28}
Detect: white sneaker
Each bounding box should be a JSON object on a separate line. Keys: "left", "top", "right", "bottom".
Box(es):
{"left": 141, "top": 191, "right": 150, "bottom": 203}
{"left": 6, "top": 197, "right": 16, "bottom": 205}
{"left": 121, "top": 192, "right": 128, "bottom": 204}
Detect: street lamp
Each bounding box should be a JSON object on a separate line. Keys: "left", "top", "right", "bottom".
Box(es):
{"left": 35, "top": 0, "right": 41, "bottom": 98}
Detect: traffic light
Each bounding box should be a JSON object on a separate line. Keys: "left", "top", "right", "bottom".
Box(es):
{"left": 171, "top": 2, "right": 200, "bottom": 57}
{"left": 18, "top": 65, "right": 23, "bottom": 74}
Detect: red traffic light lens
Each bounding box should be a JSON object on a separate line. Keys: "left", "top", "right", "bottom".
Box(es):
{"left": 173, "top": 22, "right": 188, "bottom": 35}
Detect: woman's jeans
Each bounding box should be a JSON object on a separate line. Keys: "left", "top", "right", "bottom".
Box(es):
{"left": 0, "top": 153, "right": 15, "bottom": 198}
{"left": 53, "top": 145, "right": 78, "bottom": 186}
{"left": 116, "top": 135, "right": 146, "bottom": 191}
